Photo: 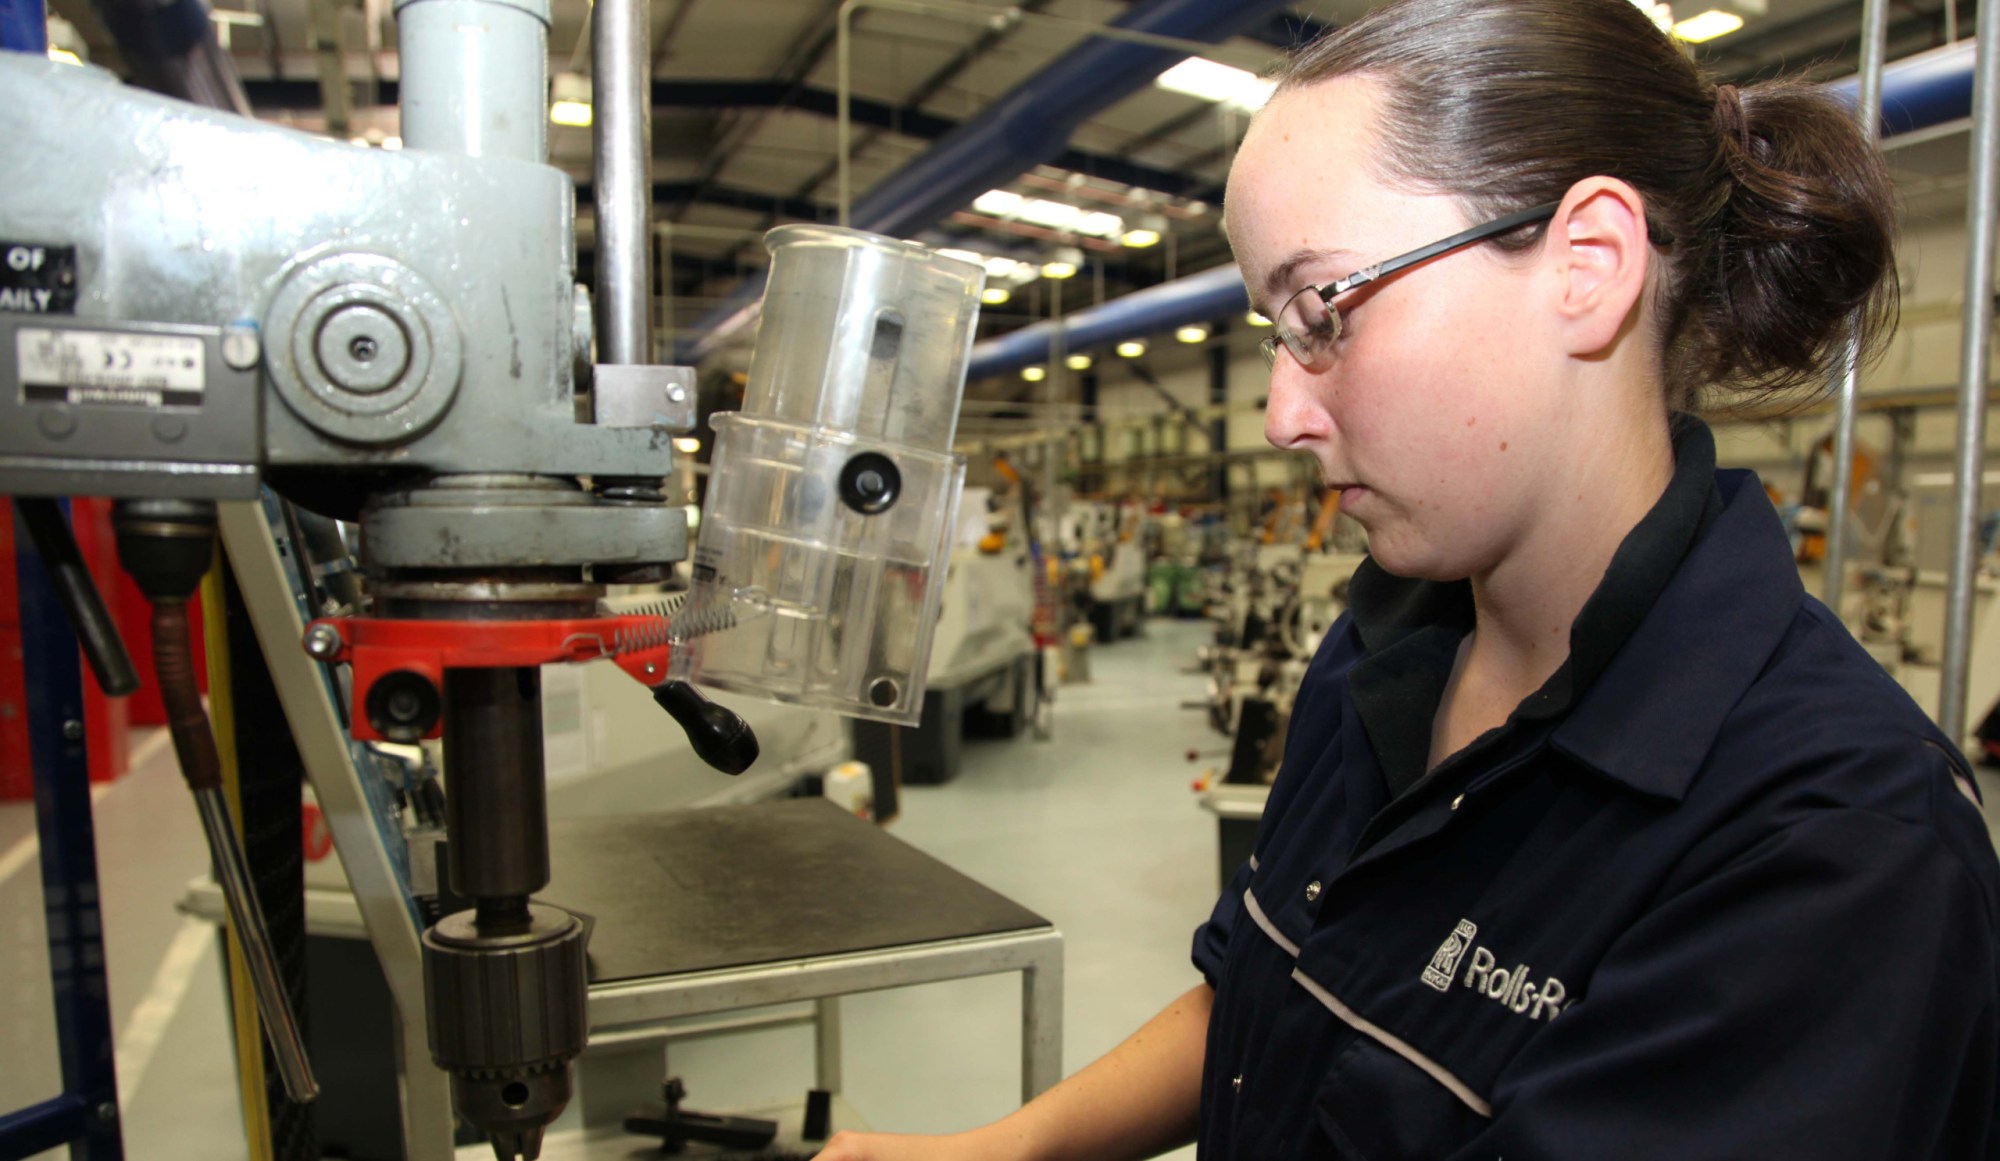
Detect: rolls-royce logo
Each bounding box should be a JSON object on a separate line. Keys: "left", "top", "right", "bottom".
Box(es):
{"left": 1421, "top": 918, "right": 1477, "bottom": 991}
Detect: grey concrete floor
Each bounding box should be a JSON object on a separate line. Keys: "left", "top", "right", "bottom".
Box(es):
{"left": 3, "top": 618, "right": 1224, "bottom": 1160}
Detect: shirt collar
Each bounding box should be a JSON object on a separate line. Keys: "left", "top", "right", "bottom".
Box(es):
{"left": 1549, "top": 466, "right": 1803, "bottom": 800}
{"left": 1344, "top": 418, "right": 1735, "bottom": 800}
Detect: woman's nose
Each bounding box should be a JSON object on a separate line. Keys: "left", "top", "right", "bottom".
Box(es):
{"left": 1263, "top": 355, "right": 1329, "bottom": 449}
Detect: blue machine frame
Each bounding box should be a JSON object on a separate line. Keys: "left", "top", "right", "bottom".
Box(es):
{"left": 0, "top": 501, "right": 125, "bottom": 1160}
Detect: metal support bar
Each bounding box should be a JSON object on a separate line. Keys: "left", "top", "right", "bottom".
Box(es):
{"left": 3, "top": 502, "right": 123, "bottom": 1161}
{"left": 215, "top": 501, "right": 455, "bottom": 1161}
{"left": 1940, "top": 2, "right": 2000, "bottom": 744}
{"left": 587, "top": 928, "right": 1065, "bottom": 1103}
{"left": 1020, "top": 953, "right": 1063, "bottom": 1103}
{"left": 1822, "top": 0, "right": 1890, "bottom": 619}
{"left": 0, "top": 1095, "right": 90, "bottom": 1158}
{"left": 593, "top": 0, "right": 654, "bottom": 366}
{"left": 813, "top": 997, "right": 844, "bottom": 1094}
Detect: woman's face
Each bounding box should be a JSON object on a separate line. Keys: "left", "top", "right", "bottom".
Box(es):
{"left": 1226, "top": 77, "right": 1571, "bottom": 581}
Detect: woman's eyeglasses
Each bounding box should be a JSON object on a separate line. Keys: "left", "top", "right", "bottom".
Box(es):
{"left": 1260, "top": 201, "right": 1561, "bottom": 371}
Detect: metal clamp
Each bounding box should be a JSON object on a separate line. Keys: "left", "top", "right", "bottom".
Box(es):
{"left": 593, "top": 364, "right": 696, "bottom": 431}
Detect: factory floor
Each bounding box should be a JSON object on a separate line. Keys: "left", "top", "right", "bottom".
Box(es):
{"left": 2, "top": 618, "right": 1222, "bottom": 1161}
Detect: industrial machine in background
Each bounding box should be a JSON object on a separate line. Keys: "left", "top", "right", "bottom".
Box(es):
{"left": 1190, "top": 527, "right": 1366, "bottom": 887}
{"left": 0, "top": 1, "right": 983, "bottom": 1152}
{"left": 1058, "top": 498, "right": 1148, "bottom": 644}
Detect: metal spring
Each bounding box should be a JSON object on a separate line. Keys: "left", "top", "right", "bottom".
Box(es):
{"left": 666, "top": 602, "right": 738, "bottom": 642}
{"left": 609, "top": 591, "right": 740, "bottom": 653}
{"left": 610, "top": 593, "right": 683, "bottom": 654}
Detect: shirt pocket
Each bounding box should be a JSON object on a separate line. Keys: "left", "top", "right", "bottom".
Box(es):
{"left": 1312, "top": 1032, "right": 1489, "bottom": 1161}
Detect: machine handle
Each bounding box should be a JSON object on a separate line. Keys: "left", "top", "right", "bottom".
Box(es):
{"left": 12, "top": 498, "right": 141, "bottom": 697}
{"left": 651, "top": 680, "right": 759, "bottom": 774}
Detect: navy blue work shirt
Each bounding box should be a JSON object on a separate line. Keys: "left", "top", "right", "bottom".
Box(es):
{"left": 1192, "top": 420, "right": 2000, "bottom": 1159}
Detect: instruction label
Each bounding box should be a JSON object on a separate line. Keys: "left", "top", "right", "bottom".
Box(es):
{"left": 0, "top": 243, "right": 78, "bottom": 314}
{"left": 17, "top": 327, "right": 206, "bottom": 408}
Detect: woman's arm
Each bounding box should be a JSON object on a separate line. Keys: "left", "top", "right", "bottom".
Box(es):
{"left": 812, "top": 981, "right": 1213, "bottom": 1161}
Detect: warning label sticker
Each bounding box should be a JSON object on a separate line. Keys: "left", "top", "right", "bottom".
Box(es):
{"left": 0, "top": 243, "right": 78, "bottom": 314}
{"left": 17, "top": 327, "right": 206, "bottom": 408}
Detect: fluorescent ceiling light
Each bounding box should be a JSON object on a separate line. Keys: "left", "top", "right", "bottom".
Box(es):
{"left": 1672, "top": 9, "right": 1742, "bottom": 41}
{"left": 1245, "top": 310, "right": 1272, "bottom": 327}
{"left": 673, "top": 436, "right": 702, "bottom": 454}
{"left": 1076, "top": 211, "right": 1124, "bottom": 238}
{"left": 1022, "top": 365, "right": 1047, "bottom": 382}
{"left": 1175, "top": 324, "right": 1210, "bottom": 344}
{"left": 1116, "top": 340, "right": 1147, "bottom": 358}
{"left": 939, "top": 247, "right": 984, "bottom": 265}
{"left": 1120, "top": 227, "right": 1162, "bottom": 249}
{"left": 1157, "top": 58, "right": 1276, "bottom": 113}
{"left": 47, "top": 46, "right": 83, "bottom": 65}
{"left": 972, "top": 190, "right": 1122, "bottom": 238}
{"left": 974, "top": 190, "right": 1024, "bottom": 217}
{"left": 981, "top": 286, "right": 1012, "bottom": 305}
{"left": 550, "top": 100, "right": 592, "bottom": 127}
{"left": 1065, "top": 353, "right": 1094, "bottom": 371}
{"left": 381, "top": 136, "right": 403, "bottom": 151}
{"left": 1041, "top": 259, "right": 1079, "bottom": 280}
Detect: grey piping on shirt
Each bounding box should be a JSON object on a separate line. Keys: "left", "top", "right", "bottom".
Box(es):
{"left": 1923, "top": 739, "right": 1981, "bottom": 808}
{"left": 1243, "top": 887, "right": 1302, "bottom": 958}
{"left": 1289, "top": 968, "right": 1496, "bottom": 1119}
{"left": 1249, "top": 853, "right": 1260, "bottom": 871}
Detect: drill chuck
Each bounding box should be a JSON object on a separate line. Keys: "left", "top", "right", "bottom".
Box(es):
{"left": 422, "top": 904, "right": 589, "bottom": 1160}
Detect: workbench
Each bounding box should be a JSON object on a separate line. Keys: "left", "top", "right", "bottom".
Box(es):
{"left": 184, "top": 797, "right": 1064, "bottom": 1155}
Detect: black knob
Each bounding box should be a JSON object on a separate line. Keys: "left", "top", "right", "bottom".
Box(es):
{"left": 651, "top": 680, "right": 759, "bottom": 774}
{"left": 838, "top": 452, "right": 901, "bottom": 515}
{"left": 366, "top": 669, "right": 442, "bottom": 743}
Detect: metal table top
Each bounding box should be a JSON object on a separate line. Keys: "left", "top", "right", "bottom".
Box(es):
{"left": 545, "top": 798, "right": 1051, "bottom": 983}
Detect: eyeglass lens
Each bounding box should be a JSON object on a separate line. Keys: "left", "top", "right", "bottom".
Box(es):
{"left": 1274, "top": 286, "right": 1340, "bottom": 370}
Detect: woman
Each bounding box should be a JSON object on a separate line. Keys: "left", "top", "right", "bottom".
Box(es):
{"left": 818, "top": 0, "right": 2000, "bottom": 1156}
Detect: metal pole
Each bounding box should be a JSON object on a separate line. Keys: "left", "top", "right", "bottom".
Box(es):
{"left": 194, "top": 789, "right": 319, "bottom": 1103}
{"left": 1048, "top": 277, "right": 1064, "bottom": 535}
{"left": 1822, "top": 0, "right": 1890, "bottom": 620}
{"left": 593, "top": 0, "right": 653, "bottom": 367}
{"left": 1940, "top": 0, "right": 2000, "bottom": 743}
{"left": 838, "top": 1, "right": 854, "bottom": 227}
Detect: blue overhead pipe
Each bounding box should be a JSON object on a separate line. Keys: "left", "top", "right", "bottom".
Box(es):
{"left": 962, "top": 40, "right": 1986, "bottom": 384}
{"left": 848, "top": 0, "right": 1295, "bottom": 240}
{"left": 1829, "top": 37, "right": 1977, "bottom": 138}
{"left": 967, "top": 262, "right": 1249, "bottom": 381}
{"left": 679, "top": 0, "right": 1295, "bottom": 361}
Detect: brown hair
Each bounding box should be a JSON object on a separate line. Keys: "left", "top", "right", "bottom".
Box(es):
{"left": 1277, "top": 0, "right": 1899, "bottom": 411}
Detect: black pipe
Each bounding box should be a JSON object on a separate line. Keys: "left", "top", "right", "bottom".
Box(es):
{"left": 442, "top": 667, "right": 549, "bottom": 927}
{"left": 10, "top": 499, "right": 139, "bottom": 698}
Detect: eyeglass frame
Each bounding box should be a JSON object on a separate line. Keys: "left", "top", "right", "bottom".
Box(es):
{"left": 1258, "top": 200, "right": 1563, "bottom": 370}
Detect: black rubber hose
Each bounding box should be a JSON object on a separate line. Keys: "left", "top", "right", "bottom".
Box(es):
{"left": 12, "top": 498, "right": 140, "bottom": 697}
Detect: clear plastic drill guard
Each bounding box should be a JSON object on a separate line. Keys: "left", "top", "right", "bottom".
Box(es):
{"left": 670, "top": 225, "right": 983, "bottom": 725}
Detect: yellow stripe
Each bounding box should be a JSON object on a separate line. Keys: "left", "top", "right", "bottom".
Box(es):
{"left": 202, "top": 566, "right": 274, "bottom": 1161}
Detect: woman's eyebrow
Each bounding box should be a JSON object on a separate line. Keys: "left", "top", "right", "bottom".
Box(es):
{"left": 1264, "top": 246, "right": 1355, "bottom": 300}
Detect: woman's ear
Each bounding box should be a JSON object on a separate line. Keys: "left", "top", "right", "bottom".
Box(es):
{"left": 1544, "top": 177, "right": 1652, "bottom": 358}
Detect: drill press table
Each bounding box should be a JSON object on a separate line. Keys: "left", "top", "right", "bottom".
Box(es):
{"left": 550, "top": 797, "right": 1064, "bottom": 1113}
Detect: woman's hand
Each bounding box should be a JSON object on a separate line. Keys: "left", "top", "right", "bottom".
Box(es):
{"left": 810, "top": 1128, "right": 1023, "bottom": 1161}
